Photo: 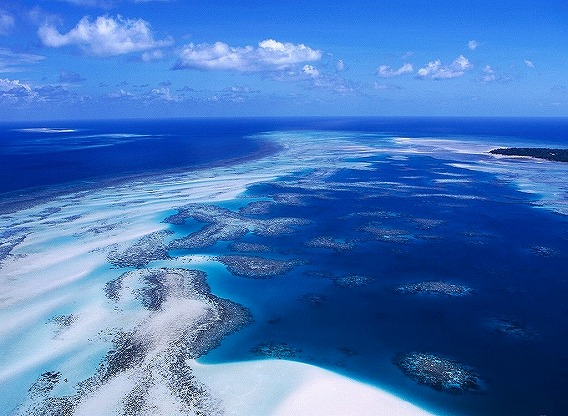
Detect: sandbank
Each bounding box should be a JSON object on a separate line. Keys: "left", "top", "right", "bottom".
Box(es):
{"left": 191, "top": 359, "right": 437, "bottom": 416}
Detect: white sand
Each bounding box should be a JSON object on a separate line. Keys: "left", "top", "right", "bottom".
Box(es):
{"left": 5, "top": 130, "right": 535, "bottom": 414}
{"left": 192, "top": 359, "right": 437, "bottom": 416}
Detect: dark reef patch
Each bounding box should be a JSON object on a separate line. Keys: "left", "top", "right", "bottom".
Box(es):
{"left": 394, "top": 281, "right": 473, "bottom": 297}
{"left": 239, "top": 200, "right": 274, "bottom": 215}
{"left": 228, "top": 241, "right": 272, "bottom": 253}
{"left": 217, "top": 255, "right": 300, "bottom": 278}
{"left": 394, "top": 352, "right": 484, "bottom": 394}
{"left": 0, "top": 227, "right": 28, "bottom": 268}
{"left": 334, "top": 274, "right": 374, "bottom": 288}
{"left": 298, "top": 293, "right": 328, "bottom": 306}
{"left": 21, "top": 268, "right": 251, "bottom": 415}
{"left": 166, "top": 203, "right": 308, "bottom": 250}
{"left": 251, "top": 342, "right": 302, "bottom": 359}
{"left": 107, "top": 230, "right": 173, "bottom": 268}
{"left": 485, "top": 317, "right": 539, "bottom": 341}
{"left": 304, "top": 236, "right": 355, "bottom": 251}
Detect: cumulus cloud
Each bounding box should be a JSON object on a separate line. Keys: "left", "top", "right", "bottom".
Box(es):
{"left": 302, "top": 64, "right": 320, "bottom": 78}
{"left": 108, "top": 88, "right": 134, "bottom": 98}
{"left": 0, "top": 78, "right": 82, "bottom": 105}
{"left": 0, "top": 78, "right": 38, "bottom": 105}
{"left": 0, "top": 48, "right": 45, "bottom": 72}
{"left": 477, "top": 65, "right": 513, "bottom": 84}
{"left": 270, "top": 63, "right": 355, "bottom": 94}
{"left": 147, "top": 87, "right": 182, "bottom": 102}
{"left": 173, "top": 39, "right": 322, "bottom": 72}
{"left": 59, "top": 69, "right": 86, "bottom": 83}
{"left": 38, "top": 15, "right": 173, "bottom": 56}
{"left": 376, "top": 63, "right": 413, "bottom": 78}
{"left": 0, "top": 78, "right": 33, "bottom": 94}
{"left": 0, "top": 78, "right": 92, "bottom": 111}
{"left": 108, "top": 85, "right": 184, "bottom": 103}
{"left": 417, "top": 55, "right": 472, "bottom": 79}
{"left": 0, "top": 10, "right": 15, "bottom": 35}
{"left": 468, "top": 40, "right": 479, "bottom": 50}
{"left": 141, "top": 49, "right": 165, "bottom": 62}
{"left": 208, "top": 85, "right": 260, "bottom": 103}
{"left": 480, "top": 65, "right": 496, "bottom": 82}
{"left": 304, "top": 71, "right": 356, "bottom": 94}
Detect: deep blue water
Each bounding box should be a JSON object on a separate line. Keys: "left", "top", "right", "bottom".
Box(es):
{"left": 2, "top": 117, "right": 566, "bottom": 197}
{"left": 3, "top": 117, "right": 568, "bottom": 415}
{"left": 190, "top": 153, "right": 568, "bottom": 416}
{"left": 0, "top": 118, "right": 281, "bottom": 210}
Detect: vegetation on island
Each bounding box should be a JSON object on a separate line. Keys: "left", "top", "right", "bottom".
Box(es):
{"left": 490, "top": 147, "right": 568, "bottom": 162}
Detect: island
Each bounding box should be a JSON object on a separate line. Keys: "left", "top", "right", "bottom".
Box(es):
{"left": 489, "top": 147, "right": 568, "bottom": 162}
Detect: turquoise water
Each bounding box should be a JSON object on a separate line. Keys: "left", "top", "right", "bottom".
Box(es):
{"left": 187, "top": 152, "right": 568, "bottom": 416}
{"left": 1, "top": 118, "right": 567, "bottom": 415}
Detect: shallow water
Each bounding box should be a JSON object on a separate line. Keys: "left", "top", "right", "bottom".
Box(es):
{"left": 1, "top": 118, "right": 567, "bottom": 415}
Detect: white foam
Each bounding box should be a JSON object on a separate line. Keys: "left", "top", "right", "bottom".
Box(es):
{"left": 14, "top": 128, "right": 78, "bottom": 133}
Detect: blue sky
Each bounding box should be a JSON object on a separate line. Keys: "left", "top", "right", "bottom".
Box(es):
{"left": 1, "top": 0, "right": 567, "bottom": 120}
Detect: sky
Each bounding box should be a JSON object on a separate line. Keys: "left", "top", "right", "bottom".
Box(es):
{"left": 0, "top": 0, "right": 567, "bottom": 120}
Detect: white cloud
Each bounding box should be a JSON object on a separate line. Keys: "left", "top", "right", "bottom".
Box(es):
{"left": 376, "top": 63, "right": 413, "bottom": 78}
{"left": 59, "top": 69, "right": 86, "bottom": 83}
{"left": 468, "top": 40, "right": 479, "bottom": 50}
{"left": 307, "top": 73, "right": 356, "bottom": 95}
{"left": 0, "top": 78, "right": 33, "bottom": 93}
{"left": 524, "top": 59, "right": 534, "bottom": 68}
{"left": 38, "top": 15, "right": 173, "bottom": 56}
{"left": 481, "top": 65, "right": 496, "bottom": 82}
{"left": 108, "top": 88, "right": 134, "bottom": 98}
{"left": 0, "top": 48, "right": 45, "bottom": 72}
{"left": 174, "top": 39, "right": 322, "bottom": 72}
{"left": 141, "top": 49, "right": 165, "bottom": 62}
{"left": 335, "top": 59, "right": 345, "bottom": 71}
{"left": 226, "top": 86, "right": 251, "bottom": 93}
{"left": 302, "top": 64, "right": 320, "bottom": 78}
{"left": 0, "top": 10, "right": 15, "bottom": 35}
{"left": 147, "top": 87, "right": 182, "bottom": 102}
{"left": 452, "top": 55, "right": 472, "bottom": 70}
{"left": 107, "top": 85, "right": 185, "bottom": 104}
{"left": 270, "top": 63, "right": 356, "bottom": 94}
{"left": 417, "top": 55, "right": 472, "bottom": 79}
{"left": 0, "top": 78, "right": 80, "bottom": 105}
{"left": 477, "top": 65, "right": 513, "bottom": 84}
{"left": 373, "top": 82, "right": 402, "bottom": 91}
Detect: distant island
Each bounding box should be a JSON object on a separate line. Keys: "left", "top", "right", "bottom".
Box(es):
{"left": 490, "top": 147, "right": 568, "bottom": 162}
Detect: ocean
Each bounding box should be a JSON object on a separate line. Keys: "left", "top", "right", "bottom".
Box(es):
{"left": 1, "top": 117, "right": 567, "bottom": 415}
